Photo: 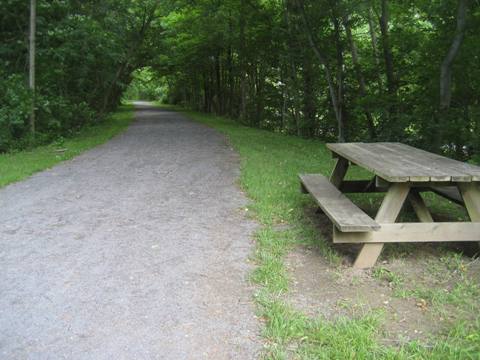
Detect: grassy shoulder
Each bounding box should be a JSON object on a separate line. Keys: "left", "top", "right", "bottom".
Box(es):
{"left": 0, "top": 104, "right": 134, "bottom": 188}
{"left": 172, "top": 106, "right": 479, "bottom": 359}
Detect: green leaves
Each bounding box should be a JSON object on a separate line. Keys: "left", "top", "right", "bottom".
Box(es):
{"left": 0, "top": 74, "right": 32, "bottom": 151}
{"left": 0, "top": 0, "right": 166, "bottom": 152}
{"left": 155, "top": 0, "right": 479, "bottom": 160}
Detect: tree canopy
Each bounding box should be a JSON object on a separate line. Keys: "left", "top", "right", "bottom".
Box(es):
{"left": 1, "top": 0, "right": 479, "bottom": 160}
{"left": 1, "top": 0, "right": 163, "bottom": 151}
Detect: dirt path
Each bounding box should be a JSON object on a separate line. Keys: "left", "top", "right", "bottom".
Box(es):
{"left": 0, "top": 103, "right": 260, "bottom": 359}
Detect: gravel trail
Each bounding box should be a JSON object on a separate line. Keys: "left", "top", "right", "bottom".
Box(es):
{"left": 0, "top": 102, "right": 260, "bottom": 359}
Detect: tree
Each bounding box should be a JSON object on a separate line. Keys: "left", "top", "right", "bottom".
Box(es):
{"left": 29, "top": 0, "right": 36, "bottom": 135}
{"left": 440, "top": 0, "right": 468, "bottom": 111}
{"left": 297, "top": 0, "right": 346, "bottom": 142}
{"left": 343, "top": 13, "right": 376, "bottom": 139}
{"left": 2, "top": 0, "right": 479, "bottom": 160}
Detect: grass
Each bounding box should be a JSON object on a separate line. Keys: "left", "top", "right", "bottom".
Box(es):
{"left": 2, "top": 101, "right": 477, "bottom": 357}
{"left": 0, "top": 104, "right": 134, "bottom": 188}
{"left": 171, "top": 106, "right": 480, "bottom": 359}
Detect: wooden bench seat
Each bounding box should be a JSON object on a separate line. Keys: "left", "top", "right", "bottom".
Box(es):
{"left": 299, "top": 174, "right": 380, "bottom": 232}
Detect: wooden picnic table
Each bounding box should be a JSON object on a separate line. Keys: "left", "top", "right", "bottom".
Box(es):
{"left": 300, "top": 142, "right": 480, "bottom": 268}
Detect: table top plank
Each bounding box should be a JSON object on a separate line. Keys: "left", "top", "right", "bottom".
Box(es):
{"left": 327, "top": 142, "right": 480, "bottom": 182}
{"left": 327, "top": 143, "right": 410, "bottom": 182}
{"left": 372, "top": 143, "right": 453, "bottom": 182}
{"left": 387, "top": 143, "right": 476, "bottom": 181}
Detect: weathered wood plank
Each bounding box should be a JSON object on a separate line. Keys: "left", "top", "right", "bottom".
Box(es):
{"left": 334, "top": 222, "right": 480, "bottom": 243}
{"left": 327, "top": 142, "right": 480, "bottom": 182}
{"left": 386, "top": 143, "right": 474, "bottom": 182}
{"left": 299, "top": 174, "right": 380, "bottom": 232}
{"left": 409, "top": 190, "right": 434, "bottom": 222}
{"left": 353, "top": 182, "right": 410, "bottom": 268}
{"left": 327, "top": 143, "right": 409, "bottom": 182}
{"left": 458, "top": 183, "right": 480, "bottom": 251}
{"left": 427, "top": 186, "right": 464, "bottom": 206}
{"left": 374, "top": 143, "right": 451, "bottom": 182}
{"left": 459, "top": 183, "right": 480, "bottom": 221}
{"left": 332, "top": 180, "right": 465, "bottom": 206}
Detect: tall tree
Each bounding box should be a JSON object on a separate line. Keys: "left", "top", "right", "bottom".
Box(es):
{"left": 440, "top": 0, "right": 468, "bottom": 110}
{"left": 28, "top": 0, "right": 36, "bottom": 135}
{"left": 378, "top": 0, "right": 397, "bottom": 97}
{"left": 343, "top": 14, "right": 376, "bottom": 139}
{"left": 297, "top": 0, "right": 346, "bottom": 142}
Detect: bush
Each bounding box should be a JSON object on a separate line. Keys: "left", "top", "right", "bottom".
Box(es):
{"left": 0, "top": 73, "right": 32, "bottom": 152}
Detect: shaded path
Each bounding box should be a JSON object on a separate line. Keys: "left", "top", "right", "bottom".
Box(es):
{"left": 0, "top": 103, "right": 259, "bottom": 359}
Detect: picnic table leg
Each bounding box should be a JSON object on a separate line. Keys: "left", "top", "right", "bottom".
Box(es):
{"left": 458, "top": 183, "right": 480, "bottom": 252}
{"left": 458, "top": 183, "right": 480, "bottom": 221}
{"left": 353, "top": 183, "right": 411, "bottom": 268}
{"left": 330, "top": 157, "right": 349, "bottom": 188}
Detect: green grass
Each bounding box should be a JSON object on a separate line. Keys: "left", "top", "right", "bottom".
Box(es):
{"left": 0, "top": 104, "right": 134, "bottom": 188}
{"left": 172, "top": 106, "right": 480, "bottom": 359}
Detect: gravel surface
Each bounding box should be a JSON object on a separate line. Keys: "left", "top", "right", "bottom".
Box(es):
{"left": 0, "top": 102, "right": 260, "bottom": 359}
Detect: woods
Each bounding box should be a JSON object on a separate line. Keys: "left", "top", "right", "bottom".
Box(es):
{"left": 156, "top": 0, "right": 479, "bottom": 160}
{"left": 1, "top": 0, "right": 161, "bottom": 151}
{"left": 2, "top": 2, "right": 480, "bottom": 358}
{"left": 1, "top": 0, "right": 479, "bottom": 160}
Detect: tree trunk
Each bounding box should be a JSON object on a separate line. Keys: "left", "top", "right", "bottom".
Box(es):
{"left": 344, "top": 15, "right": 376, "bottom": 139}
{"left": 102, "top": 63, "right": 127, "bottom": 112}
{"left": 239, "top": 0, "right": 247, "bottom": 121}
{"left": 379, "top": 0, "right": 396, "bottom": 96}
{"left": 101, "top": 3, "right": 158, "bottom": 114}
{"left": 297, "top": 0, "right": 345, "bottom": 142}
{"left": 215, "top": 53, "right": 222, "bottom": 114}
{"left": 283, "top": 0, "right": 301, "bottom": 136}
{"left": 332, "top": 14, "right": 346, "bottom": 142}
{"left": 280, "top": 69, "right": 287, "bottom": 130}
{"left": 302, "top": 55, "right": 315, "bottom": 137}
{"left": 203, "top": 74, "right": 210, "bottom": 112}
{"left": 254, "top": 64, "right": 265, "bottom": 127}
{"left": 367, "top": 7, "right": 383, "bottom": 91}
{"left": 440, "top": 0, "right": 468, "bottom": 110}
{"left": 29, "top": 0, "right": 36, "bottom": 135}
{"left": 226, "top": 45, "right": 234, "bottom": 116}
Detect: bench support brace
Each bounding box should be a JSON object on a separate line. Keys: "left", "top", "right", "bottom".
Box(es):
{"left": 409, "top": 189, "right": 434, "bottom": 222}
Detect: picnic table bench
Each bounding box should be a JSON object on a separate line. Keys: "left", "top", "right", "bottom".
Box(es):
{"left": 300, "top": 142, "right": 480, "bottom": 268}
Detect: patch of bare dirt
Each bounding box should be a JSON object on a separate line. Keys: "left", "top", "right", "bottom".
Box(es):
{"left": 283, "top": 246, "right": 444, "bottom": 345}
{"left": 291, "top": 194, "right": 480, "bottom": 349}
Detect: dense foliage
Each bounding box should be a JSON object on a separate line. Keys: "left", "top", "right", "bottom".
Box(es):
{"left": 123, "top": 68, "right": 168, "bottom": 101}
{"left": 153, "top": 0, "right": 480, "bottom": 160}
{"left": 0, "top": 0, "right": 162, "bottom": 152}
{"left": 2, "top": 0, "right": 479, "bottom": 160}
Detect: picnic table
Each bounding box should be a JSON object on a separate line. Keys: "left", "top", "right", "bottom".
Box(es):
{"left": 300, "top": 142, "right": 480, "bottom": 268}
